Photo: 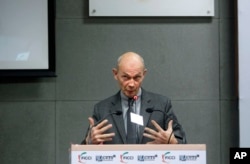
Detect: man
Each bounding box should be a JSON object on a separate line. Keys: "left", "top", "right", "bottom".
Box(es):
{"left": 82, "top": 52, "right": 186, "bottom": 144}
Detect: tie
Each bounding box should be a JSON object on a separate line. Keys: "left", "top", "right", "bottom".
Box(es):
{"left": 126, "top": 98, "right": 137, "bottom": 144}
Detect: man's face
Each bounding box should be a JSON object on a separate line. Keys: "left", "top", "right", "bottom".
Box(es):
{"left": 113, "top": 61, "right": 146, "bottom": 98}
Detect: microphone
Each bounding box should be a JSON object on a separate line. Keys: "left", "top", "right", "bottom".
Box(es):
{"left": 129, "top": 95, "right": 138, "bottom": 107}
{"left": 146, "top": 108, "right": 173, "bottom": 123}
{"left": 133, "top": 95, "right": 138, "bottom": 101}
{"left": 145, "top": 108, "right": 156, "bottom": 114}
{"left": 93, "top": 110, "right": 122, "bottom": 127}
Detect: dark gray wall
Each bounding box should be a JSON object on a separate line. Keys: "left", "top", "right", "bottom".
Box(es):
{"left": 0, "top": 0, "right": 238, "bottom": 163}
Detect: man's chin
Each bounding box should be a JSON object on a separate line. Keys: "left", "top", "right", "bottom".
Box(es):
{"left": 125, "top": 91, "right": 136, "bottom": 98}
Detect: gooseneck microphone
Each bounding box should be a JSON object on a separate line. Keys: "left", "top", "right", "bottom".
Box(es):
{"left": 146, "top": 108, "right": 174, "bottom": 125}
{"left": 93, "top": 110, "right": 122, "bottom": 127}
{"left": 146, "top": 108, "right": 163, "bottom": 114}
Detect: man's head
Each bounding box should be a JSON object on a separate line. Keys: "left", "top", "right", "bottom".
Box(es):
{"left": 112, "top": 52, "right": 147, "bottom": 98}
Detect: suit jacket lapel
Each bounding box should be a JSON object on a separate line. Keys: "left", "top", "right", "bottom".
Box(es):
{"left": 110, "top": 93, "right": 127, "bottom": 144}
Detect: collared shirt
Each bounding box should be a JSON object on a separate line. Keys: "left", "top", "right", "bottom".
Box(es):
{"left": 120, "top": 88, "right": 142, "bottom": 134}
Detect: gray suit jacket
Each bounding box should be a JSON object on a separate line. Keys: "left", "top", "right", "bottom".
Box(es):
{"left": 82, "top": 89, "right": 186, "bottom": 144}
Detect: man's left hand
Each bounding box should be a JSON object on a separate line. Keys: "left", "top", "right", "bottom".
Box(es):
{"left": 143, "top": 120, "right": 178, "bottom": 144}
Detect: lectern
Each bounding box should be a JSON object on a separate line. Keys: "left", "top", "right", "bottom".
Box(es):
{"left": 70, "top": 144, "right": 206, "bottom": 163}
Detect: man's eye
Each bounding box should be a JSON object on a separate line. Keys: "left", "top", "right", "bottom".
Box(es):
{"left": 122, "top": 76, "right": 129, "bottom": 80}
{"left": 134, "top": 76, "right": 141, "bottom": 81}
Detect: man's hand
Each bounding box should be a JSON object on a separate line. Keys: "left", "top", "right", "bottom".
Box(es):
{"left": 143, "top": 120, "right": 178, "bottom": 144}
{"left": 86, "top": 117, "right": 115, "bottom": 144}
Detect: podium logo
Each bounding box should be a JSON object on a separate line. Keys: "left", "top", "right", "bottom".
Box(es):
{"left": 96, "top": 155, "right": 116, "bottom": 162}
{"left": 120, "top": 152, "right": 134, "bottom": 163}
{"left": 78, "top": 152, "right": 92, "bottom": 163}
{"left": 137, "top": 154, "right": 157, "bottom": 162}
{"left": 179, "top": 154, "right": 199, "bottom": 161}
{"left": 162, "top": 152, "right": 175, "bottom": 163}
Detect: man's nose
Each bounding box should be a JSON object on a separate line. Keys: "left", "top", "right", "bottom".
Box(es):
{"left": 128, "top": 79, "right": 135, "bottom": 87}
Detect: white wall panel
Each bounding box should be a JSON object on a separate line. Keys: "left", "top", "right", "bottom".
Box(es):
{"left": 238, "top": 0, "right": 250, "bottom": 147}
{"left": 89, "top": 0, "right": 214, "bottom": 17}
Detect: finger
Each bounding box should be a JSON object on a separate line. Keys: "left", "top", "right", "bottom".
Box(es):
{"left": 95, "top": 119, "right": 109, "bottom": 129}
{"left": 143, "top": 132, "right": 156, "bottom": 140}
{"left": 98, "top": 124, "right": 113, "bottom": 134}
{"left": 100, "top": 133, "right": 115, "bottom": 142}
{"left": 146, "top": 141, "right": 156, "bottom": 144}
{"left": 144, "top": 127, "right": 165, "bottom": 140}
{"left": 92, "top": 133, "right": 115, "bottom": 143}
{"left": 94, "top": 137, "right": 113, "bottom": 144}
{"left": 144, "top": 127, "right": 157, "bottom": 136}
{"left": 88, "top": 117, "right": 95, "bottom": 127}
{"left": 91, "top": 124, "right": 112, "bottom": 138}
{"left": 145, "top": 140, "right": 160, "bottom": 144}
{"left": 144, "top": 132, "right": 168, "bottom": 143}
{"left": 91, "top": 128, "right": 115, "bottom": 139}
{"left": 101, "top": 132, "right": 115, "bottom": 138}
{"left": 151, "top": 120, "right": 164, "bottom": 132}
{"left": 167, "top": 120, "right": 173, "bottom": 131}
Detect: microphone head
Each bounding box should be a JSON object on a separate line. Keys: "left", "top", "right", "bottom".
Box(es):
{"left": 115, "top": 111, "right": 122, "bottom": 115}
{"left": 146, "top": 108, "right": 154, "bottom": 113}
{"left": 133, "top": 95, "right": 138, "bottom": 101}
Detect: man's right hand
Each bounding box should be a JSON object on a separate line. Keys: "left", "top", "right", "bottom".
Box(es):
{"left": 86, "top": 117, "right": 115, "bottom": 144}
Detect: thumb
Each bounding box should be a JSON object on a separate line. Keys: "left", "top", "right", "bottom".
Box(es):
{"left": 88, "top": 117, "right": 95, "bottom": 127}
{"left": 167, "top": 120, "right": 173, "bottom": 131}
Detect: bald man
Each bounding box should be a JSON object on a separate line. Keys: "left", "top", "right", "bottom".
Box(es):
{"left": 82, "top": 52, "right": 186, "bottom": 144}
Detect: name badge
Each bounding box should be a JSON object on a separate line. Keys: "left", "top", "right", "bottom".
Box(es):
{"left": 130, "top": 113, "right": 144, "bottom": 126}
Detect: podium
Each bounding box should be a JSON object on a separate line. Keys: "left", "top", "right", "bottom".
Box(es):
{"left": 70, "top": 144, "right": 206, "bottom": 163}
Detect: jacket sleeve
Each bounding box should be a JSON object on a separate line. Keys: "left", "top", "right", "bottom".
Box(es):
{"left": 164, "top": 99, "right": 187, "bottom": 144}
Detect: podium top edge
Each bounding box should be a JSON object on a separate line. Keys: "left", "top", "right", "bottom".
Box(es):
{"left": 70, "top": 144, "right": 206, "bottom": 151}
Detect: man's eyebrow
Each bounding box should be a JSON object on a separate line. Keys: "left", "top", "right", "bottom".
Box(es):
{"left": 121, "top": 72, "right": 142, "bottom": 76}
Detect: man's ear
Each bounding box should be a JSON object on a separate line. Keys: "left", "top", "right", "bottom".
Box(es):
{"left": 112, "top": 68, "right": 118, "bottom": 80}
{"left": 143, "top": 68, "right": 147, "bottom": 76}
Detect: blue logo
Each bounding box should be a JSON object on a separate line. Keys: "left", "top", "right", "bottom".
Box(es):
{"left": 179, "top": 154, "right": 199, "bottom": 161}
{"left": 96, "top": 155, "right": 116, "bottom": 162}
{"left": 138, "top": 154, "right": 157, "bottom": 161}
